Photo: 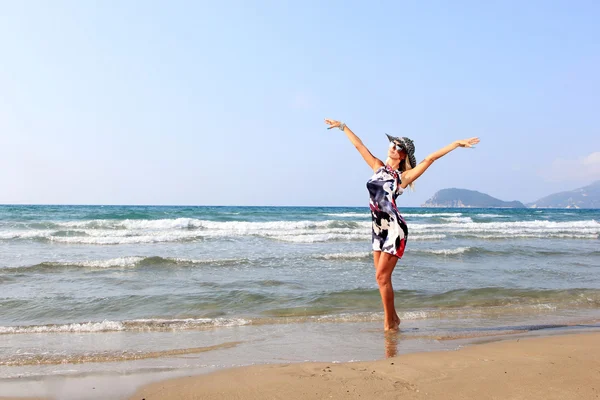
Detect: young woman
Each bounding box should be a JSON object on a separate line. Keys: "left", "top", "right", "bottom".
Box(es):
{"left": 324, "top": 119, "right": 480, "bottom": 331}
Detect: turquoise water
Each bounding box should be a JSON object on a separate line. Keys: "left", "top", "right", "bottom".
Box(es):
{"left": 0, "top": 205, "right": 599, "bottom": 391}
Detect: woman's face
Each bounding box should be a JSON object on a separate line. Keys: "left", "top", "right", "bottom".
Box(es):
{"left": 388, "top": 142, "right": 406, "bottom": 160}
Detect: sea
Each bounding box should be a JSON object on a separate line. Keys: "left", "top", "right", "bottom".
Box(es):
{"left": 1, "top": 205, "right": 599, "bottom": 399}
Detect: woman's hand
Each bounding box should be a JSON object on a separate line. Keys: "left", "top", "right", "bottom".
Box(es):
{"left": 324, "top": 119, "right": 342, "bottom": 130}
{"left": 455, "top": 137, "right": 480, "bottom": 148}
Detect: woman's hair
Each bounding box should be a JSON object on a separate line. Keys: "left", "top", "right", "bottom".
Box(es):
{"left": 398, "top": 155, "right": 415, "bottom": 191}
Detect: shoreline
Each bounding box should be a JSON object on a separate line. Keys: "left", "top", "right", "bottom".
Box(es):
{"left": 2, "top": 329, "right": 598, "bottom": 400}
{"left": 127, "top": 331, "right": 600, "bottom": 400}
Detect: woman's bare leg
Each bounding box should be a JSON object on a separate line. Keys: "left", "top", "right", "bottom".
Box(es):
{"left": 373, "top": 251, "right": 381, "bottom": 270}
{"left": 373, "top": 251, "right": 400, "bottom": 331}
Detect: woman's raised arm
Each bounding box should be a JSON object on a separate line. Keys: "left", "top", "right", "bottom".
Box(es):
{"left": 325, "top": 119, "right": 384, "bottom": 172}
{"left": 401, "top": 137, "right": 480, "bottom": 188}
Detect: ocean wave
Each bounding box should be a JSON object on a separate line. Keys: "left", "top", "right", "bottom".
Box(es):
{"left": 0, "top": 229, "right": 51, "bottom": 240}
{"left": 50, "top": 256, "right": 145, "bottom": 268}
{"left": 410, "top": 220, "right": 599, "bottom": 231}
{"left": 318, "top": 247, "right": 476, "bottom": 259}
{"left": 48, "top": 232, "right": 205, "bottom": 245}
{"left": 4, "top": 256, "right": 251, "bottom": 271}
{"left": 271, "top": 232, "right": 448, "bottom": 243}
{"left": 2, "top": 286, "right": 599, "bottom": 335}
{"left": 418, "top": 287, "right": 600, "bottom": 309}
{"left": 411, "top": 247, "right": 472, "bottom": 255}
{"left": 0, "top": 318, "right": 251, "bottom": 335}
{"left": 316, "top": 252, "right": 372, "bottom": 260}
{"left": 271, "top": 233, "right": 367, "bottom": 243}
{"left": 0, "top": 218, "right": 597, "bottom": 245}
{"left": 440, "top": 217, "right": 473, "bottom": 223}
{"left": 463, "top": 233, "right": 598, "bottom": 239}
{"left": 0, "top": 229, "right": 206, "bottom": 244}
{"left": 409, "top": 220, "right": 600, "bottom": 238}
{"left": 409, "top": 234, "right": 447, "bottom": 241}
{"left": 60, "top": 217, "right": 204, "bottom": 230}
{"left": 7, "top": 245, "right": 595, "bottom": 272}
{"left": 56, "top": 218, "right": 367, "bottom": 231}
{"left": 0, "top": 320, "right": 127, "bottom": 334}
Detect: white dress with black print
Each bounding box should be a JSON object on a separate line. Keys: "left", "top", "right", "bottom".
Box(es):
{"left": 366, "top": 165, "right": 408, "bottom": 258}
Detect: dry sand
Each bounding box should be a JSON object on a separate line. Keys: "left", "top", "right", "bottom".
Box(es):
{"left": 128, "top": 332, "right": 600, "bottom": 400}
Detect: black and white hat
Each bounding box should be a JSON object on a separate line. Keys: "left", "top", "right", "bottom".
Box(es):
{"left": 386, "top": 134, "right": 417, "bottom": 168}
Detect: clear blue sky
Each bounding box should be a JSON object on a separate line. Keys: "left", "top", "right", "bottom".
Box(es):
{"left": 1, "top": 1, "right": 599, "bottom": 206}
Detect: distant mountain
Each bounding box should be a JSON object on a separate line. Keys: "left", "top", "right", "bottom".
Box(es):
{"left": 422, "top": 188, "right": 526, "bottom": 208}
{"left": 527, "top": 181, "right": 600, "bottom": 209}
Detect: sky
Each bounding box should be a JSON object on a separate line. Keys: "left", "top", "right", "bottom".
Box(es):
{"left": 1, "top": 0, "right": 599, "bottom": 207}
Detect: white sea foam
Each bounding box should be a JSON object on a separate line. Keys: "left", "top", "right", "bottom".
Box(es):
{"left": 410, "top": 220, "right": 600, "bottom": 235}
{"left": 0, "top": 230, "right": 52, "bottom": 240}
{"left": 0, "top": 320, "right": 126, "bottom": 334}
{"left": 170, "top": 257, "right": 249, "bottom": 266}
{"left": 316, "top": 247, "right": 471, "bottom": 260}
{"left": 129, "top": 317, "right": 251, "bottom": 328}
{"left": 272, "top": 233, "right": 368, "bottom": 243}
{"left": 273, "top": 232, "right": 448, "bottom": 243}
{"left": 49, "top": 232, "right": 202, "bottom": 245}
{"left": 470, "top": 233, "right": 598, "bottom": 239}
{"left": 410, "top": 234, "right": 447, "bottom": 241}
{"left": 58, "top": 257, "right": 144, "bottom": 268}
{"left": 8, "top": 256, "right": 250, "bottom": 270}
{"left": 412, "top": 219, "right": 599, "bottom": 230}
{"left": 319, "top": 252, "right": 372, "bottom": 260}
{"left": 1, "top": 218, "right": 597, "bottom": 245}
{"left": 57, "top": 218, "right": 365, "bottom": 232}
{"left": 400, "top": 311, "right": 430, "bottom": 320}
{"left": 440, "top": 217, "right": 473, "bottom": 223}
{"left": 412, "top": 247, "right": 471, "bottom": 255}
{"left": 60, "top": 218, "right": 204, "bottom": 230}
{"left": 0, "top": 317, "right": 251, "bottom": 335}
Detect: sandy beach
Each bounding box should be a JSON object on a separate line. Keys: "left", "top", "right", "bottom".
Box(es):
{"left": 1, "top": 330, "right": 598, "bottom": 399}
{"left": 121, "top": 332, "right": 600, "bottom": 400}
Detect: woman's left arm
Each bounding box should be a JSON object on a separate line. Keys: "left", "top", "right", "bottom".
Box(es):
{"left": 401, "top": 137, "right": 480, "bottom": 188}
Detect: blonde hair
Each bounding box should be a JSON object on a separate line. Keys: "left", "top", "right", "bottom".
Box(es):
{"left": 400, "top": 155, "right": 415, "bottom": 191}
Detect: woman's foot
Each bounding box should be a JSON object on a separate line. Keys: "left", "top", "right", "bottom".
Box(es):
{"left": 384, "top": 319, "right": 400, "bottom": 331}
{"left": 384, "top": 312, "right": 402, "bottom": 331}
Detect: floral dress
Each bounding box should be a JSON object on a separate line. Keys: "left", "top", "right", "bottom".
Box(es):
{"left": 366, "top": 165, "right": 408, "bottom": 258}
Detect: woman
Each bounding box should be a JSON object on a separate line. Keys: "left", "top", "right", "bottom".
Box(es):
{"left": 324, "top": 119, "right": 479, "bottom": 331}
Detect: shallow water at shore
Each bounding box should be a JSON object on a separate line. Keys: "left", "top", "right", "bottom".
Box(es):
{"left": 1, "top": 321, "right": 599, "bottom": 400}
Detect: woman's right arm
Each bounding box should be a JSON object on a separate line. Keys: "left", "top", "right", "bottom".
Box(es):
{"left": 325, "top": 119, "right": 383, "bottom": 172}
{"left": 400, "top": 137, "right": 480, "bottom": 188}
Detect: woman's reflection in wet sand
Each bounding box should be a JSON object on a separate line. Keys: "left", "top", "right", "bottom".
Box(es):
{"left": 384, "top": 331, "right": 400, "bottom": 358}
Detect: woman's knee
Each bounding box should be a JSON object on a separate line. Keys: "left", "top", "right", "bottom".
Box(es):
{"left": 375, "top": 270, "right": 392, "bottom": 286}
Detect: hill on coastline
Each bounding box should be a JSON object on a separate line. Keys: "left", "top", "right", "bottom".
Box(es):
{"left": 528, "top": 181, "right": 600, "bottom": 209}
{"left": 422, "top": 188, "right": 526, "bottom": 208}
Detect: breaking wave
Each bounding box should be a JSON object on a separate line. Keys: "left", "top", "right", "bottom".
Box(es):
{"left": 0, "top": 218, "right": 597, "bottom": 245}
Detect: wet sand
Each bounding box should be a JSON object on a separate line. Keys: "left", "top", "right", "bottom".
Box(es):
{"left": 2, "top": 332, "right": 598, "bottom": 400}
{"left": 128, "top": 332, "right": 600, "bottom": 400}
